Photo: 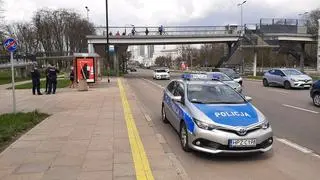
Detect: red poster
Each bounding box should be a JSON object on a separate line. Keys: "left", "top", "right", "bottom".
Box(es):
{"left": 76, "top": 57, "right": 95, "bottom": 83}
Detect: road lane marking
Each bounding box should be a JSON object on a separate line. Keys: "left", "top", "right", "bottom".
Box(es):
{"left": 144, "top": 114, "right": 152, "bottom": 122}
{"left": 118, "top": 78, "right": 154, "bottom": 180}
{"left": 282, "top": 104, "right": 319, "bottom": 114}
{"left": 275, "top": 137, "right": 320, "bottom": 159}
{"left": 276, "top": 138, "right": 313, "bottom": 154}
{"left": 312, "top": 153, "right": 320, "bottom": 159}
{"left": 142, "top": 78, "right": 165, "bottom": 89}
{"left": 268, "top": 89, "right": 289, "bottom": 94}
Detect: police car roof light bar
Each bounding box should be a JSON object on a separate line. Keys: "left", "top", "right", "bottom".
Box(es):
{"left": 181, "top": 73, "right": 224, "bottom": 82}
{"left": 182, "top": 73, "right": 208, "bottom": 81}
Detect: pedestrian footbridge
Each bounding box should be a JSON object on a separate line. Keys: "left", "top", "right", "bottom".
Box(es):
{"left": 86, "top": 18, "right": 319, "bottom": 73}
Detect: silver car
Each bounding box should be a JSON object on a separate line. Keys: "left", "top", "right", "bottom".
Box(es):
{"left": 212, "top": 68, "right": 243, "bottom": 85}
{"left": 263, "top": 68, "right": 313, "bottom": 89}
{"left": 206, "top": 72, "right": 242, "bottom": 93}
{"left": 161, "top": 74, "right": 273, "bottom": 154}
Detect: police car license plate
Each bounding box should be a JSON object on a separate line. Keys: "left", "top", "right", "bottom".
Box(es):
{"left": 229, "top": 139, "right": 256, "bottom": 147}
{"left": 304, "top": 85, "right": 310, "bottom": 87}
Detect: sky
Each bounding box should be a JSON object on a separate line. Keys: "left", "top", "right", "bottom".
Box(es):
{"left": 2, "top": 0, "right": 320, "bottom": 27}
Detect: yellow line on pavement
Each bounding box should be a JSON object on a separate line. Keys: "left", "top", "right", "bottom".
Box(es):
{"left": 118, "top": 78, "right": 154, "bottom": 180}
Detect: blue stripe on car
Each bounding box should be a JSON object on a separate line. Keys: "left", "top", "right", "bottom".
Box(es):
{"left": 164, "top": 92, "right": 195, "bottom": 133}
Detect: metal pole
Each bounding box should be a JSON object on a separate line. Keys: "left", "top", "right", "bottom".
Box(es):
{"left": 317, "top": 19, "right": 320, "bottom": 72}
{"left": 253, "top": 50, "right": 257, "bottom": 76}
{"left": 87, "top": 11, "right": 89, "bottom": 22}
{"left": 10, "top": 52, "right": 16, "bottom": 113}
{"left": 106, "top": 0, "right": 110, "bottom": 81}
{"left": 85, "top": 6, "right": 90, "bottom": 22}
{"left": 241, "top": 5, "right": 243, "bottom": 34}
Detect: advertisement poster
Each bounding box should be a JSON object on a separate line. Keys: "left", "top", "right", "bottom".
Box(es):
{"left": 76, "top": 57, "right": 95, "bottom": 83}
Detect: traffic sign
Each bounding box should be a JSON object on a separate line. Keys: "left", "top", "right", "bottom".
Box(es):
{"left": 3, "top": 38, "right": 18, "bottom": 52}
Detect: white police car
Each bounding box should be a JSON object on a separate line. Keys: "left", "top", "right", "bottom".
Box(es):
{"left": 161, "top": 73, "right": 273, "bottom": 154}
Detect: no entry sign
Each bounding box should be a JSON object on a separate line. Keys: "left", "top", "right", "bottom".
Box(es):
{"left": 3, "top": 38, "right": 17, "bottom": 52}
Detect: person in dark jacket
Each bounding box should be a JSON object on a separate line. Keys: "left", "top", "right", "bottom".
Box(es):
{"left": 47, "top": 65, "right": 60, "bottom": 94}
{"left": 30, "top": 66, "right": 42, "bottom": 95}
{"left": 69, "top": 67, "right": 75, "bottom": 88}
{"left": 81, "top": 63, "right": 89, "bottom": 80}
{"left": 45, "top": 67, "right": 49, "bottom": 92}
{"left": 145, "top": 28, "right": 149, "bottom": 35}
{"left": 131, "top": 26, "right": 136, "bottom": 36}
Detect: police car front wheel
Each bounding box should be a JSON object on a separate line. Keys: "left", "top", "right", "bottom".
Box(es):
{"left": 180, "top": 122, "right": 191, "bottom": 152}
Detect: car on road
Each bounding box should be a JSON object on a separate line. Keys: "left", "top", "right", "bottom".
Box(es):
{"left": 161, "top": 73, "right": 273, "bottom": 154}
{"left": 310, "top": 80, "right": 320, "bottom": 107}
{"left": 212, "top": 68, "right": 243, "bottom": 85}
{"left": 206, "top": 72, "right": 242, "bottom": 93}
{"left": 263, "top": 68, "right": 313, "bottom": 89}
{"left": 128, "top": 67, "right": 137, "bottom": 72}
{"left": 153, "top": 69, "right": 170, "bottom": 80}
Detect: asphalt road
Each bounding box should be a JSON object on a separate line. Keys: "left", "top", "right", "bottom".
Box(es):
{"left": 125, "top": 69, "right": 320, "bottom": 180}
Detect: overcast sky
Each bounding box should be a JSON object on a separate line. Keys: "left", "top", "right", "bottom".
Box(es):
{"left": 2, "top": 0, "right": 320, "bottom": 26}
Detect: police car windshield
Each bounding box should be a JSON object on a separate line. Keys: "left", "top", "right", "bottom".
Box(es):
{"left": 187, "top": 84, "right": 245, "bottom": 104}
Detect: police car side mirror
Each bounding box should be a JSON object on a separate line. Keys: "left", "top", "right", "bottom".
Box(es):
{"left": 245, "top": 96, "right": 253, "bottom": 102}
{"left": 172, "top": 96, "right": 182, "bottom": 103}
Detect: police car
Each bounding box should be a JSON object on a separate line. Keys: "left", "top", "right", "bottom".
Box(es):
{"left": 161, "top": 73, "right": 273, "bottom": 154}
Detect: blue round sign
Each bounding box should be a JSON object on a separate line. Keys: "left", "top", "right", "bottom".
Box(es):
{"left": 3, "top": 38, "right": 17, "bottom": 52}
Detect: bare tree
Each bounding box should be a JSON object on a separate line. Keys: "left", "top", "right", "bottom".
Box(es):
{"left": 307, "top": 8, "right": 320, "bottom": 35}
{"left": 0, "top": 0, "right": 6, "bottom": 49}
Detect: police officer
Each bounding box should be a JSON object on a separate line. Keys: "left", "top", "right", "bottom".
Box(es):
{"left": 47, "top": 64, "right": 60, "bottom": 95}
{"left": 30, "top": 65, "right": 42, "bottom": 95}
{"left": 45, "top": 66, "right": 49, "bottom": 93}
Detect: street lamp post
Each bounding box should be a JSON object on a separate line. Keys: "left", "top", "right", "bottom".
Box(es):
{"left": 298, "top": 12, "right": 309, "bottom": 26}
{"left": 238, "top": 1, "right": 247, "bottom": 35}
{"left": 85, "top": 6, "right": 90, "bottom": 22}
{"left": 106, "top": 0, "right": 110, "bottom": 82}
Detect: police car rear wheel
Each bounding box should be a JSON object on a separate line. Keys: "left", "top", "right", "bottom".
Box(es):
{"left": 313, "top": 93, "right": 320, "bottom": 107}
{"left": 180, "top": 122, "right": 191, "bottom": 152}
{"left": 161, "top": 105, "right": 169, "bottom": 123}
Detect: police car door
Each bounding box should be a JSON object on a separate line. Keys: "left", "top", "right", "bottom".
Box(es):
{"left": 164, "top": 81, "right": 177, "bottom": 123}
{"left": 170, "top": 82, "right": 185, "bottom": 131}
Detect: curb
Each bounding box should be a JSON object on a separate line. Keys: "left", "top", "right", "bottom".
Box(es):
{"left": 244, "top": 78, "right": 262, "bottom": 82}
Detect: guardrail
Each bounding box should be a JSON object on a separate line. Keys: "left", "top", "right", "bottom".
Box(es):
{"left": 94, "top": 26, "right": 243, "bottom": 36}
{"left": 0, "top": 61, "right": 35, "bottom": 69}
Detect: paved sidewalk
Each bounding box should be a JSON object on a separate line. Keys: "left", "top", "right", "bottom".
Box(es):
{"left": 0, "top": 78, "right": 183, "bottom": 180}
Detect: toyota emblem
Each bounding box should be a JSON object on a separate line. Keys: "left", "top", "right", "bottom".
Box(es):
{"left": 238, "top": 128, "right": 247, "bottom": 136}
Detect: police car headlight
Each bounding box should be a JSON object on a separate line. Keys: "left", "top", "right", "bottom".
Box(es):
{"left": 260, "top": 121, "right": 270, "bottom": 129}
{"left": 194, "top": 119, "right": 216, "bottom": 130}
{"left": 291, "top": 78, "right": 298, "bottom": 82}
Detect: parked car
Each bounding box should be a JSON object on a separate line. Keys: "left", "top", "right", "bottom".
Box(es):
{"left": 212, "top": 68, "right": 243, "bottom": 85}
{"left": 153, "top": 69, "right": 170, "bottom": 80}
{"left": 263, "top": 68, "right": 313, "bottom": 89}
{"left": 310, "top": 80, "right": 320, "bottom": 107}
{"left": 206, "top": 72, "right": 242, "bottom": 93}
{"left": 128, "top": 67, "right": 137, "bottom": 72}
